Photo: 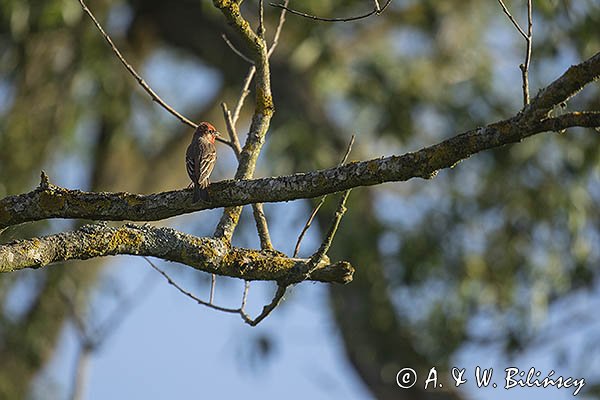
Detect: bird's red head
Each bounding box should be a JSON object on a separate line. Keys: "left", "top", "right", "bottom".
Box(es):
{"left": 195, "top": 122, "right": 220, "bottom": 144}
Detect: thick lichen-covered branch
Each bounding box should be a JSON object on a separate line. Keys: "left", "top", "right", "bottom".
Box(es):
{"left": 2, "top": 110, "right": 598, "bottom": 229}
{"left": 0, "top": 224, "right": 353, "bottom": 284}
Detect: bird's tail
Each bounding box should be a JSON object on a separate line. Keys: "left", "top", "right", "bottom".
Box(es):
{"left": 192, "top": 184, "right": 209, "bottom": 203}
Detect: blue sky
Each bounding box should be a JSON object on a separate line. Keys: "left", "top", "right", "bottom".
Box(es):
{"left": 37, "top": 255, "right": 374, "bottom": 400}
{"left": 35, "top": 251, "right": 596, "bottom": 400}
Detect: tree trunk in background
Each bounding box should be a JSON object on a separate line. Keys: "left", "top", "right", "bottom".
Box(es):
{"left": 327, "top": 190, "right": 462, "bottom": 399}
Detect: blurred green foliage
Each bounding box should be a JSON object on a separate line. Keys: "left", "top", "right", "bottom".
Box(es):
{"left": 0, "top": 0, "right": 599, "bottom": 398}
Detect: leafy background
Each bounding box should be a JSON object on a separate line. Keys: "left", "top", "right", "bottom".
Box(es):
{"left": 1, "top": 0, "right": 599, "bottom": 398}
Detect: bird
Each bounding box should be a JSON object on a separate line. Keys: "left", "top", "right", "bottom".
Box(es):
{"left": 186, "top": 122, "right": 220, "bottom": 203}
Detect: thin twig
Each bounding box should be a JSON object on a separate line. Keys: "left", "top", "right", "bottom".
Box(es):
{"left": 79, "top": 0, "right": 232, "bottom": 147}
{"left": 299, "top": 137, "right": 356, "bottom": 276}
{"left": 307, "top": 189, "right": 351, "bottom": 276}
{"left": 77, "top": 0, "right": 198, "bottom": 129}
{"left": 146, "top": 257, "right": 285, "bottom": 325}
{"left": 240, "top": 284, "right": 287, "bottom": 326}
{"left": 293, "top": 135, "right": 355, "bottom": 257}
{"left": 496, "top": 0, "right": 528, "bottom": 39}
{"left": 209, "top": 273, "right": 216, "bottom": 304}
{"left": 216, "top": 136, "right": 235, "bottom": 146}
{"left": 221, "top": 34, "right": 254, "bottom": 64}
{"left": 258, "top": 0, "right": 266, "bottom": 39}
{"left": 269, "top": 0, "right": 393, "bottom": 23}
{"left": 267, "top": 0, "right": 289, "bottom": 57}
{"left": 294, "top": 201, "right": 325, "bottom": 258}
{"left": 221, "top": 103, "right": 242, "bottom": 157}
{"left": 373, "top": 0, "right": 381, "bottom": 13}
{"left": 145, "top": 257, "right": 240, "bottom": 314}
{"left": 380, "top": 0, "right": 394, "bottom": 12}
{"left": 520, "top": 0, "right": 533, "bottom": 106}
{"left": 496, "top": 0, "right": 534, "bottom": 106}
{"left": 241, "top": 280, "right": 250, "bottom": 311}
{"left": 232, "top": 67, "right": 256, "bottom": 125}
{"left": 251, "top": 204, "right": 273, "bottom": 250}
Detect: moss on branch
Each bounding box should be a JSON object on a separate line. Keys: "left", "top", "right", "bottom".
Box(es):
{"left": 0, "top": 224, "right": 354, "bottom": 284}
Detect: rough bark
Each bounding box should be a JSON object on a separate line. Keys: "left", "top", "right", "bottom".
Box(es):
{"left": 1, "top": 110, "right": 598, "bottom": 229}
{"left": 0, "top": 223, "right": 353, "bottom": 284}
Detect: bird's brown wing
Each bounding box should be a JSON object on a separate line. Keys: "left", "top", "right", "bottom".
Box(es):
{"left": 185, "top": 141, "right": 198, "bottom": 184}
{"left": 196, "top": 140, "right": 216, "bottom": 188}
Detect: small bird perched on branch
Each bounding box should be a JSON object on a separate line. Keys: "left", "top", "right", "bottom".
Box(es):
{"left": 186, "top": 122, "right": 220, "bottom": 202}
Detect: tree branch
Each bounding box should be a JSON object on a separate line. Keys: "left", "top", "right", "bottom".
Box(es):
{"left": 524, "top": 52, "right": 600, "bottom": 120}
{"left": 267, "top": 0, "right": 288, "bottom": 58}
{"left": 308, "top": 189, "right": 351, "bottom": 275}
{"left": 497, "top": 0, "right": 534, "bottom": 106}
{"left": 294, "top": 135, "right": 355, "bottom": 257}
{"left": 269, "top": 0, "right": 393, "bottom": 22}
{"left": 214, "top": 2, "right": 288, "bottom": 250}
{"left": 221, "top": 34, "right": 254, "bottom": 64}
{"left": 77, "top": 0, "right": 196, "bottom": 129}
{"left": 222, "top": 101, "right": 273, "bottom": 251}
{"left": 77, "top": 0, "right": 233, "bottom": 146}
{"left": 0, "top": 53, "right": 598, "bottom": 229}
{"left": 520, "top": 0, "right": 533, "bottom": 106}
{"left": 2, "top": 109, "right": 598, "bottom": 229}
{"left": 0, "top": 223, "right": 354, "bottom": 284}
{"left": 144, "top": 257, "right": 241, "bottom": 313}
{"left": 212, "top": 0, "right": 274, "bottom": 243}
{"left": 496, "top": 0, "right": 528, "bottom": 39}
{"left": 240, "top": 283, "right": 286, "bottom": 326}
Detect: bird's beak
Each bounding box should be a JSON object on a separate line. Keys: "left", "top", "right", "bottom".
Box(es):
{"left": 215, "top": 131, "right": 221, "bottom": 137}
